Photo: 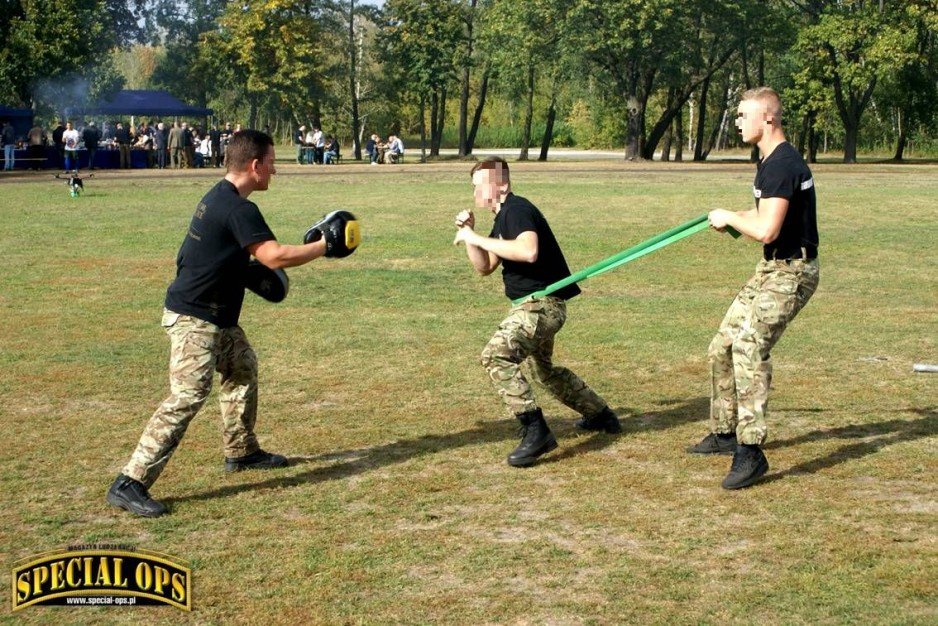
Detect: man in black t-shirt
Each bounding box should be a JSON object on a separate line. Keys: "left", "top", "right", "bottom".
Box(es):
{"left": 688, "top": 87, "right": 820, "bottom": 490}
{"left": 107, "top": 130, "right": 332, "bottom": 517}
{"left": 454, "top": 158, "right": 620, "bottom": 467}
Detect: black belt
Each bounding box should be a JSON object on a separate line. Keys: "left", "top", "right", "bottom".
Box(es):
{"left": 764, "top": 245, "right": 817, "bottom": 262}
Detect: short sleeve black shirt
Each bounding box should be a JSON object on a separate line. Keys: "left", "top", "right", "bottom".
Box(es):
{"left": 754, "top": 141, "right": 819, "bottom": 259}
{"left": 489, "top": 194, "right": 581, "bottom": 301}
{"left": 164, "top": 180, "right": 276, "bottom": 327}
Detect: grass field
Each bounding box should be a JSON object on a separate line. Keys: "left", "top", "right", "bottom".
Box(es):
{"left": 1, "top": 160, "right": 935, "bottom": 624}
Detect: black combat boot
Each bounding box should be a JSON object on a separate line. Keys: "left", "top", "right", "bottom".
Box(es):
{"left": 507, "top": 408, "right": 558, "bottom": 467}
{"left": 721, "top": 444, "right": 769, "bottom": 490}
{"left": 106, "top": 474, "right": 167, "bottom": 518}
{"left": 687, "top": 432, "right": 738, "bottom": 455}
{"left": 575, "top": 406, "right": 622, "bottom": 433}
{"left": 224, "top": 448, "right": 289, "bottom": 473}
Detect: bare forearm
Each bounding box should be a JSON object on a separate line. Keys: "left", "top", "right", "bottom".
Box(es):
{"left": 465, "top": 243, "right": 496, "bottom": 275}
{"left": 254, "top": 240, "right": 326, "bottom": 269}
{"left": 461, "top": 229, "right": 537, "bottom": 263}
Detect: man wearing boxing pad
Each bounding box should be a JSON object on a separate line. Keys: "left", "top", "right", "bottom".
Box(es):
{"left": 454, "top": 157, "right": 620, "bottom": 467}
{"left": 107, "top": 129, "right": 358, "bottom": 517}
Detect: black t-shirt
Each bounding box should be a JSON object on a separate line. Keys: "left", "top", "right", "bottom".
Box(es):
{"left": 754, "top": 141, "right": 819, "bottom": 259}
{"left": 489, "top": 193, "right": 581, "bottom": 301}
{"left": 164, "top": 180, "right": 276, "bottom": 327}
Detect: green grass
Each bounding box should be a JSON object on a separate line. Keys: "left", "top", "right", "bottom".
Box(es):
{"left": 1, "top": 161, "right": 935, "bottom": 624}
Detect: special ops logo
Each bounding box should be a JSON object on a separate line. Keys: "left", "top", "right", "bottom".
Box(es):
{"left": 11, "top": 545, "right": 191, "bottom": 611}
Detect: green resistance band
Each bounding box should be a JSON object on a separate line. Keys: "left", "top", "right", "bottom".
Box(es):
{"left": 513, "top": 215, "right": 740, "bottom": 304}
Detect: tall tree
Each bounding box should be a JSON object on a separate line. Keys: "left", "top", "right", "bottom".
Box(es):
{"left": 382, "top": 0, "right": 462, "bottom": 159}
{"left": 206, "top": 0, "right": 328, "bottom": 129}
{"left": 482, "top": 0, "right": 566, "bottom": 160}
{"left": 793, "top": 0, "right": 915, "bottom": 162}
{"left": 569, "top": 0, "right": 754, "bottom": 161}
{"left": 0, "top": 0, "right": 118, "bottom": 111}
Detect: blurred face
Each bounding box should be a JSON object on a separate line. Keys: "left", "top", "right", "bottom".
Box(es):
{"left": 472, "top": 166, "right": 510, "bottom": 212}
{"left": 66, "top": 123, "right": 72, "bottom": 130}
{"left": 254, "top": 146, "right": 277, "bottom": 191}
{"left": 736, "top": 98, "right": 773, "bottom": 145}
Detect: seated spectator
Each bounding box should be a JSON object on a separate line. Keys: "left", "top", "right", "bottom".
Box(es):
{"left": 374, "top": 135, "right": 387, "bottom": 165}
{"left": 385, "top": 134, "right": 404, "bottom": 164}
{"left": 365, "top": 133, "right": 378, "bottom": 164}
{"left": 323, "top": 135, "right": 340, "bottom": 164}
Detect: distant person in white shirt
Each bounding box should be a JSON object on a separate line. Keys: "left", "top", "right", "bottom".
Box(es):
{"left": 62, "top": 121, "right": 81, "bottom": 172}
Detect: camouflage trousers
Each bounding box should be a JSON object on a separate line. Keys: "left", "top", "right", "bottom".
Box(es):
{"left": 481, "top": 297, "right": 608, "bottom": 418}
{"left": 708, "top": 258, "right": 819, "bottom": 445}
{"left": 122, "top": 309, "right": 259, "bottom": 487}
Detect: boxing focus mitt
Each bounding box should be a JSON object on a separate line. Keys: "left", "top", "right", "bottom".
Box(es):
{"left": 303, "top": 210, "right": 361, "bottom": 258}
{"left": 245, "top": 259, "right": 289, "bottom": 303}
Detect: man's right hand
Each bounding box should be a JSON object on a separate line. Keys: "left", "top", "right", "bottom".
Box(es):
{"left": 455, "top": 209, "right": 475, "bottom": 229}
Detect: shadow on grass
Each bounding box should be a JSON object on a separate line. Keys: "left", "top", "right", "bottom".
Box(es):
{"left": 166, "top": 396, "right": 709, "bottom": 505}
{"left": 760, "top": 407, "right": 936, "bottom": 484}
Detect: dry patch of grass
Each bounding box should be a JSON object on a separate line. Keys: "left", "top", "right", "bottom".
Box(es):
{"left": 0, "top": 163, "right": 935, "bottom": 624}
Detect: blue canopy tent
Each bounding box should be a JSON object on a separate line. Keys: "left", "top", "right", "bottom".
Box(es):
{"left": 66, "top": 89, "right": 213, "bottom": 119}
{"left": 0, "top": 105, "right": 35, "bottom": 140}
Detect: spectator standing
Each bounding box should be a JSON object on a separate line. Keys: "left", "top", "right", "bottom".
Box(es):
{"left": 27, "top": 124, "right": 46, "bottom": 170}
{"left": 311, "top": 126, "right": 324, "bottom": 164}
{"left": 168, "top": 122, "right": 184, "bottom": 168}
{"left": 153, "top": 122, "right": 167, "bottom": 169}
{"left": 209, "top": 124, "right": 222, "bottom": 168}
{"left": 62, "top": 121, "right": 80, "bottom": 173}
{"left": 115, "top": 122, "right": 132, "bottom": 169}
{"left": 51, "top": 120, "right": 65, "bottom": 169}
{"left": 182, "top": 122, "right": 195, "bottom": 169}
{"left": 294, "top": 125, "right": 306, "bottom": 164}
{"left": 365, "top": 133, "right": 378, "bottom": 164}
{"left": 2, "top": 121, "right": 16, "bottom": 171}
{"left": 82, "top": 122, "right": 101, "bottom": 170}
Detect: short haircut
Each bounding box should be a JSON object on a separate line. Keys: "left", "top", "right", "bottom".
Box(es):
{"left": 470, "top": 156, "right": 510, "bottom": 181}
{"left": 226, "top": 129, "right": 274, "bottom": 172}
{"left": 740, "top": 86, "right": 783, "bottom": 119}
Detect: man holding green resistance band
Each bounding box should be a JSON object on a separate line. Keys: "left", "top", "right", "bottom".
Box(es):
{"left": 454, "top": 158, "right": 620, "bottom": 467}
{"left": 690, "top": 87, "right": 820, "bottom": 489}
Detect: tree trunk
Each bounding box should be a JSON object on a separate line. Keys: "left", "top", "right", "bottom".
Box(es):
{"left": 674, "top": 108, "right": 684, "bottom": 162}
{"left": 702, "top": 78, "right": 729, "bottom": 160}
{"left": 419, "top": 93, "right": 427, "bottom": 163}
{"left": 458, "top": 0, "right": 478, "bottom": 157}
{"left": 750, "top": 48, "right": 764, "bottom": 162}
{"left": 249, "top": 99, "right": 258, "bottom": 130}
{"left": 892, "top": 107, "right": 906, "bottom": 162}
{"left": 466, "top": 69, "right": 489, "bottom": 154}
{"left": 458, "top": 62, "right": 470, "bottom": 157}
{"left": 693, "top": 78, "right": 710, "bottom": 161}
{"left": 429, "top": 91, "right": 439, "bottom": 156}
{"left": 347, "top": 0, "right": 362, "bottom": 160}
{"left": 661, "top": 123, "right": 672, "bottom": 162}
{"left": 431, "top": 87, "right": 446, "bottom": 156}
{"left": 808, "top": 120, "right": 819, "bottom": 164}
{"left": 796, "top": 113, "right": 809, "bottom": 156}
{"left": 538, "top": 93, "right": 556, "bottom": 162}
{"left": 519, "top": 64, "right": 535, "bottom": 161}
{"left": 843, "top": 124, "right": 859, "bottom": 164}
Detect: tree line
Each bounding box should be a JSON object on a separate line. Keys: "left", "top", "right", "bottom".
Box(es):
{"left": 1, "top": 0, "right": 935, "bottom": 162}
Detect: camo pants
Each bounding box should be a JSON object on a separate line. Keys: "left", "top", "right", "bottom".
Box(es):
{"left": 708, "top": 258, "right": 819, "bottom": 445}
{"left": 481, "top": 297, "right": 608, "bottom": 419}
{"left": 122, "top": 309, "right": 259, "bottom": 487}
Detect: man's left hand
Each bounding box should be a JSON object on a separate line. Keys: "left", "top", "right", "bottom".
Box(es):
{"left": 708, "top": 209, "right": 732, "bottom": 231}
